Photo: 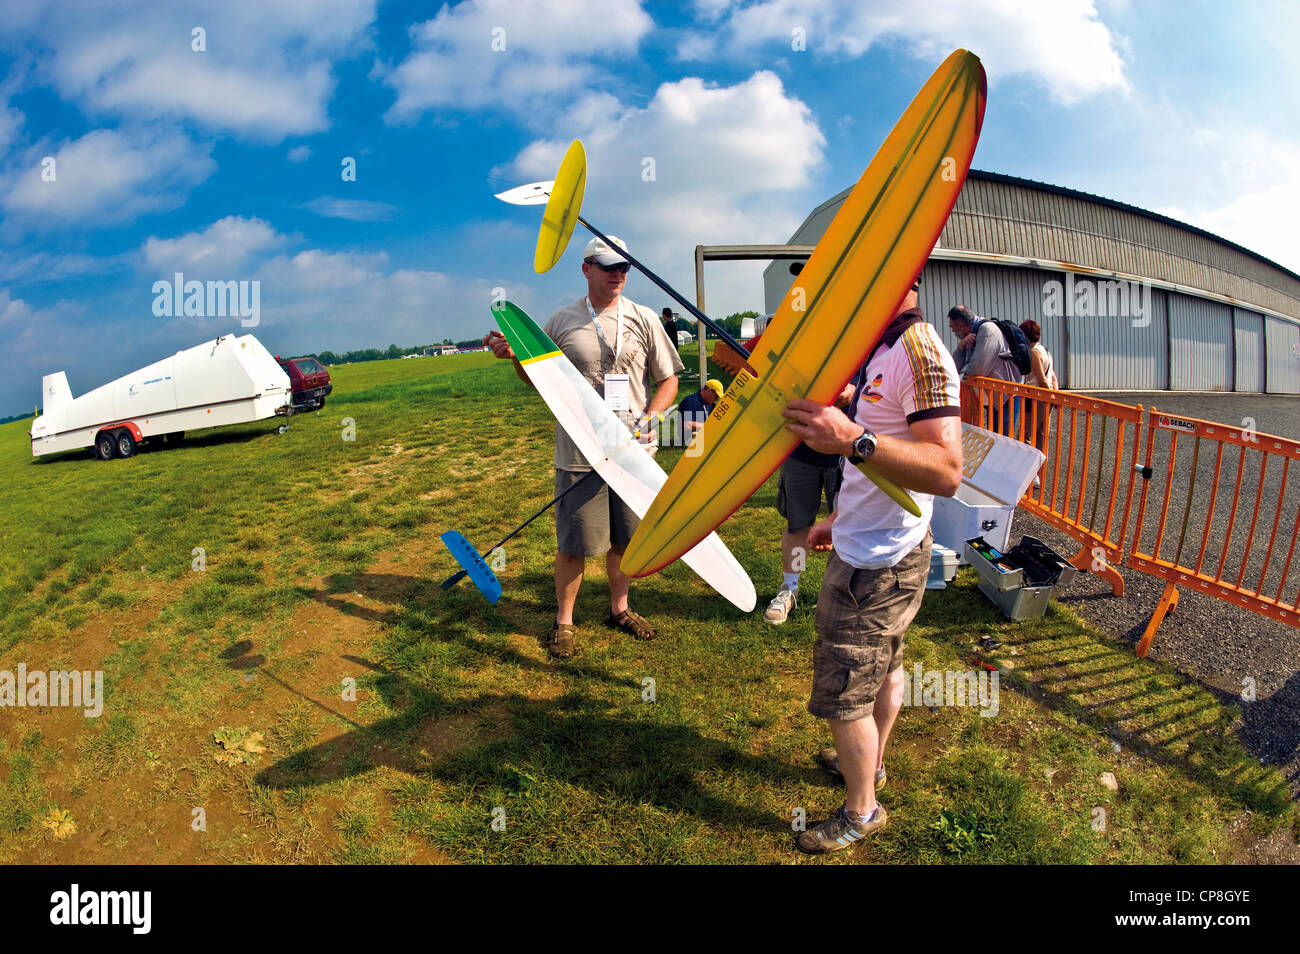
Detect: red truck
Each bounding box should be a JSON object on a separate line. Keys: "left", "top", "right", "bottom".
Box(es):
{"left": 275, "top": 355, "right": 333, "bottom": 411}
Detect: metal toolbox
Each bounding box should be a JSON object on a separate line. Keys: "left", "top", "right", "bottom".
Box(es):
{"left": 975, "top": 576, "right": 1054, "bottom": 621}
{"left": 963, "top": 535, "right": 1075, "bottom": 621}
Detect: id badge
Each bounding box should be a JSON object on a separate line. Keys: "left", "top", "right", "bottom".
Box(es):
{"left": 604, "top": 373, "right": 631, "bottom": 412}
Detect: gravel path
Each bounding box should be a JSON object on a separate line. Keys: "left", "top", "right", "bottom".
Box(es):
{"left": 996, "top": 391, "right": 1300, "bottom": 796}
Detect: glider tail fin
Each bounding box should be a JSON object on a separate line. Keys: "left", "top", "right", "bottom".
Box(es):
{"left": 41, "top": 371, "right": 72, "bottom": 417}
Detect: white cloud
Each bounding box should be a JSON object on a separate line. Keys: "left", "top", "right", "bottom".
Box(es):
{"left": 1151, "top": 128, "right": 1300, "bottom": 275}
{"left": 0, "top": 287, "right": 33, "bottom": 325}
{"left": 0, "top": 223, "right": 532, "bottom": 412}
{"left": 379, "top": 0, "right": 653, "bottom": 123}
{"left": 0, "top": 288, "right": 90, "bottom": 411}
{"left": 302, "top": 196, "right": 399, "bottom": 222}
{"left": 0, "top": 250, "right": 117, "bottom": 286}
{"left": 692, "top": 0, "right": 736, "bottom": 23}
{"left": 501, "top": 71, "right": 826, "bottom": 316}
{"left": 716, "top": 0, "right": 1129, "bottom": 104}
{"left": 142, "top": 216, "right": 285, "bottom": 275}
{"left": 675, "top": 33, "right": 717, "bottom": 62}
{"left": 1181, "top": 184, "right": 1300, "bottom": 273}
{"left": 287, "top": 145, "right": 312, "bottom": 163}
{"left": 0, "top": 95, "right": 21, "bottom": 156}
{"left": 1, "top": 128, "right": 215, "bottom": 227}
{"left": 0, "top": 0, "right": 376, "bottom": 140}
{"left": 132, "top": 217, "right": 530, "bottom": 358}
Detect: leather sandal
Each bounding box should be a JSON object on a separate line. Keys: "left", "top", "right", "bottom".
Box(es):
{"left": 608, "top": 608, "right": 656, "bottom": 640}
{"left": 547, "top": 622, "right": 576, "bottom": 658}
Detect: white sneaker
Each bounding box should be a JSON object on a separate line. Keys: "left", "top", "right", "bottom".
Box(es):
{"left": 764, "top": 585, "right": 797, "bottom": 624}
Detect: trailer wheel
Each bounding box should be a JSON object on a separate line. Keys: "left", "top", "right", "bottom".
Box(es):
{"left": 95, "top": 431, "right": 116, "bottom": 461}
{"left": 116, "top": 430, "right": 137, "bottom": 458}
{"left": 277, "top": 423, "right": 289, "bottom": 435}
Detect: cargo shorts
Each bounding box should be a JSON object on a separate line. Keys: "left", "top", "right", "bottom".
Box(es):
{"left": 807, "top": 528, "right": 932, "bottom": 721}
{"left": 554, "top": 469, "right": 639, "bottom": 557}
{"left": 776, "top": 456, "right": 843, "bottom": 533}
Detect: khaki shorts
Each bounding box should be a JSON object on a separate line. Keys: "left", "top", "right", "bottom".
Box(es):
{"left": 807, "top": 529, "right": 932, "bottom": 721}
{"left": 555, "top": 469, "right": 639, "bottom": 557}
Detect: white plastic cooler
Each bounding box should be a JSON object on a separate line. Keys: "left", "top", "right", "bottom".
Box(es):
{"left": 930, "top": 424, "right": 1044, "bottom": 563}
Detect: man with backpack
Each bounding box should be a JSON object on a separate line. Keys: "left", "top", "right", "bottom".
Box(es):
{"left": 947, "top": 305, "right": 1029, "bottom": 435}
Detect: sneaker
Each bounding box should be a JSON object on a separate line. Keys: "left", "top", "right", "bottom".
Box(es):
{"left": 795, "top": 803, "right": 888, "bottom": 853}
{"left": 764, "top": 585, "right": 797, "bottom": 624}
{"left": 815, "top": 748, "right": 886, "bottom": 789}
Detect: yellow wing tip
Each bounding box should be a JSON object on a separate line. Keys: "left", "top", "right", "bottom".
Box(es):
{"left": 519, "top": 350, "right": 561, "bottom": 366}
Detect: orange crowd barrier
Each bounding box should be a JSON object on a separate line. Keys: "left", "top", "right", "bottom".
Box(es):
{"left": 961, "top": 377, "right": 1300, "bottom": 656}
{"left": 1126, "top": 409, "right": 1300, "bottom": 656}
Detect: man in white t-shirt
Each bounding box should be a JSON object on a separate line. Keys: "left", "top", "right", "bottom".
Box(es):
{"left": 781, "top": 281, "right": 963, "bottom": 853}
{"left": 484, "top": 236, "right": 682, "bottom": 659}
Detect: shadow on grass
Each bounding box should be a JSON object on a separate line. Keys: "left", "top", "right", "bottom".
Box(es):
{"left": 307, "top": 567, "right": 765, "bottom": 628}
{"left": 297, "top": 571, "right": 649, "bottom": 688}
{"left": 918, "top": 585, "right": 1294, "bottom": 816}
{"left": 251, "top": 649, "right": 820, "bottom": 832}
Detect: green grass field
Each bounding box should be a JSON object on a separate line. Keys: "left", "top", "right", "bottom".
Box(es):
{"left": 0, "top": 348, "right": 1293, "bottom": 864}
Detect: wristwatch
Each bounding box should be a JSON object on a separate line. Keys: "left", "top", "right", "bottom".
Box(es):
{"left": 848, "top": 427, "right": 878, "bottom": 464}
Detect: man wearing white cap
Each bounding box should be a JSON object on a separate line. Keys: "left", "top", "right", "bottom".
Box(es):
{"left": 484, "top": 235, "right": 683, "bottom": 658}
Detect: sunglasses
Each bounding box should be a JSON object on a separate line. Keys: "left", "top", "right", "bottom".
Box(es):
{"left": 590, "top": 261, "right": 631, "bottom": 274}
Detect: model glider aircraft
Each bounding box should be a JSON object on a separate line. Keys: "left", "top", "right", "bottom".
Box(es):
{"left": 495, "top": 142, "right": 920, "bottom": 519}
{"left": 492, "top": 300, "right": 756, "bottom": 612}
{"left": 621, "top": 48, "right": 988, "bottom": 577}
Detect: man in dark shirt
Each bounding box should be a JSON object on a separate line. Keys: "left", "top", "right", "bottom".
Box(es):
{"left": 661, "top": 307, "right": 678, "bottom": 343}
{"left": 765, "top": 424, "right": 849, "bottom": 624}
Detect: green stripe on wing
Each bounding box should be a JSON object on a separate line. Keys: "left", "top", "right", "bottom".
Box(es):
{"left": 494, "top": 301, "right": 560, "bottom": 364}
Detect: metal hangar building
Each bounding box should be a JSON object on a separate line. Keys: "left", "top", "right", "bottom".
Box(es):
{"left": 762, "top": 171, "right": 1300, "bottom": 393}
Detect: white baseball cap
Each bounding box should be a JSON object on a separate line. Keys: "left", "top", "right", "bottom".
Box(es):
{"left": 583, "top": 235, "right": 629, "bottom": 266}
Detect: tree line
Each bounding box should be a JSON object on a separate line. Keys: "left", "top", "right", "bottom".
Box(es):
{"left": 314, "top": 312, "right": 761, "bottom": 367}
{"left": 315, "top": 339, "right": 483, "bottom": 365}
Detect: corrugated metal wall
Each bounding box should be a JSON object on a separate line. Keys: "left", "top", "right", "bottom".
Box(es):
{"left": 763, "top": 259, "right": 802, "bottom": 320}
{"left": 758, "top": 172, "right": 1300, "bottom": 392}
{"left": 945, "top": 176, "right": 1300, "bottom": 319}
{"left": 1067, "top": 283, "right": 1168, "bottom": 391}
{"left": 1233, "top": 308, "right": 1265, "bottom": 392}
{"left": 1169, "top": 294, "right": 1233, "bottom": 390}
{"left": 1265, "top": 316, "right": 1300, "bottom": 393}
{"left": 921, "top": 261, "right": 1065, "bottom": 358}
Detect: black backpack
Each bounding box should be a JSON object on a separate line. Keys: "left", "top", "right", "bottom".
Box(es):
{"left": 989, "top": 318, "right": 1033, "bottom": 376}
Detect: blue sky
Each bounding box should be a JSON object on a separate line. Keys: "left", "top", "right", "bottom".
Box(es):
{"left": 2, "top": 0, "right": 1298, "bottom": 416}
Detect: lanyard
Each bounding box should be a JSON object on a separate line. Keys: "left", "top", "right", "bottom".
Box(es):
{"left": 585, "top": 296, "right": 624, "bottom": 368}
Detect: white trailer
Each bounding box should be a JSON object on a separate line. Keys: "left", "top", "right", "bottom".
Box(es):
{"left": 30, "top": 334, "right": 293, "bottom": 460}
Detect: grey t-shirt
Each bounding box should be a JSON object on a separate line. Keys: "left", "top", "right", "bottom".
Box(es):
{"left": 543, "top": 295, "right": 684, "bottom": 471}
{"left": 955, "top": 316, "right": 1024, "bottom": 384}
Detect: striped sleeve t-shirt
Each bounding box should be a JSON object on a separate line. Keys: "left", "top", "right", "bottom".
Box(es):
{"left": 832, "top": 320, "right": 962, "bottom": 569}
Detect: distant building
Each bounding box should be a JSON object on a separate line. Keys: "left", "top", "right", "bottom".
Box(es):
{"left": 764, "top": 170, "right": 1300, "bottom": 393}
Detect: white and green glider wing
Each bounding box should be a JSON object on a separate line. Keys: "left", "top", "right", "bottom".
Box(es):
{"left": 494, "top": 301, "right": 756, "bottom": 612}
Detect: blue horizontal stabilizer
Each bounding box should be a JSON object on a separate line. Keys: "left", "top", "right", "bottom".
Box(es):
{"left": 440, "top": 531, "right": 502, "bottom": 604}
